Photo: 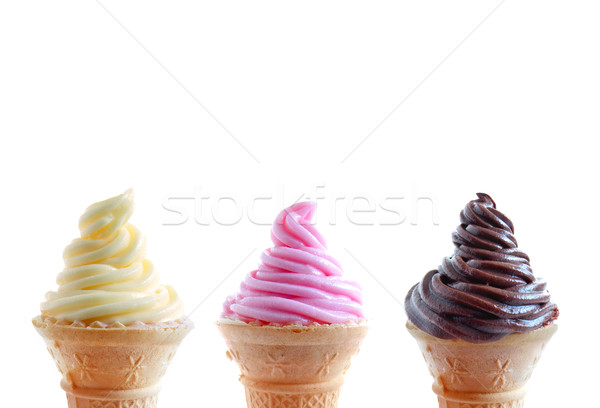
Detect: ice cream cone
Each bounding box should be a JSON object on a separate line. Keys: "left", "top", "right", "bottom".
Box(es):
{"left": 33, "top": 315, "right": 191, "bottom": 408}
{"left": 407, "top": 321, "right": 557, "bottom": 408}
{"left": 217, "top": 319, "right": 367, "bottom": 408}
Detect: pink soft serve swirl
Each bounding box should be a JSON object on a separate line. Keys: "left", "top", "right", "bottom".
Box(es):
{"left": 222, "top": 201, "right": 365, "bottom": 325}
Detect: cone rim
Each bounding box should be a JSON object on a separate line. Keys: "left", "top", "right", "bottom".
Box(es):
{"left": 33, "top": 314, "right": 193, "bottom": 331}
{"left": 216, "top": 317, "right": 368, "bottom": 330}
{"left": 33, "top": 314, "right": 193, "bottom": 345}
{"left": 217, "top": 317, "right": 368, "bottom": 346}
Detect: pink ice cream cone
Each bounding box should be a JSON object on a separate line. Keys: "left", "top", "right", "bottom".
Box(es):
{"left": 218, "top": 202, "right": 367, "bottom": 408}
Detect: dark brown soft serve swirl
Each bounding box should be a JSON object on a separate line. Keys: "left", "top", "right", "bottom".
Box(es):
{"left": 405, "top": 193, "right": 558, "bottom": 343}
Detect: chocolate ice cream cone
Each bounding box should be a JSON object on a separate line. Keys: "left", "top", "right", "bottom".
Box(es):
{"left": 407, "top": 321, "right": 557, "bottom": 408}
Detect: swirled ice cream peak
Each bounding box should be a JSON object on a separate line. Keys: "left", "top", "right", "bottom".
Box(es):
{"left": 405, "top": 193, "right": 558, "bottom": 343}
{"left": 41, "top": 189, "right": 184, "bottom": 324}
{"left": 222, "top": 201, "right": 364, "bottom": 325}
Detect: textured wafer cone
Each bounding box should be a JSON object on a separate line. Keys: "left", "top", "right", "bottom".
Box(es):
{"left": 217, "top": 319, "right": 367, "bottom": 408}
{"left": 407, "top": 322, "right": 557, "bottom": 408}
{"left": 33, "top": 315, "right": 191, "bottom": 408}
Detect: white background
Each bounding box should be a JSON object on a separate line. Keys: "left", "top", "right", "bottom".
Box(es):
{"left": 1, "top": 1, "right": 598, "bottom": 407}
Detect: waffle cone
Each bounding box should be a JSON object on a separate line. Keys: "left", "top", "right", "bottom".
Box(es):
{"left": 217, "top": 319, "right": 367, "bottom": 408}
{"left": 407, "top": 322, "right": 557, "bottom": 408}
{"left": 33, "top": 315, "right": 191, "bottom": 408}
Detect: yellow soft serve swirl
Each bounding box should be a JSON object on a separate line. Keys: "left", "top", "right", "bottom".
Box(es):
{"left": 41, "top": 189, "right": 184, "bottom": 324}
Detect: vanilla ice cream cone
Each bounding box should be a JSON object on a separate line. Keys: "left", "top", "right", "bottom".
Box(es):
{"left": 407, "top": 322, "right": 557, "bottom": 408}
{"left": 218, "top": 319, "right": 367, "bottom": 408}
{"left": 33, "top": 315, "right": 191, "bottom": 408}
